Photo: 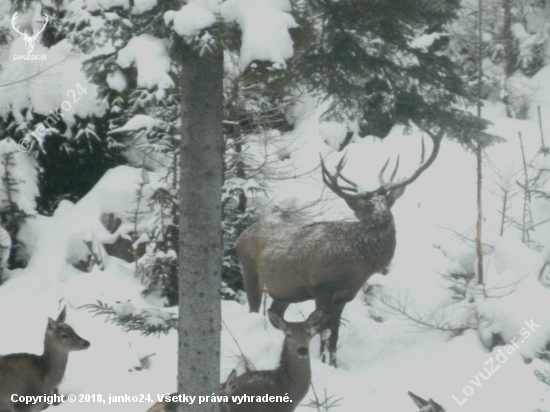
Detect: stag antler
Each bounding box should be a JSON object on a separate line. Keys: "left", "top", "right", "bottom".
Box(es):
{"left": 379, "top": 129, "right": 442, "bottom": 191}
{"left": 321, "top": 128, "right": 441, "bottom": 202}
{"left": 320, "top": 155, "right": 362, "bottom": 201}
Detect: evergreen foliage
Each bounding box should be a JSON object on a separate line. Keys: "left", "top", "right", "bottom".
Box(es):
{"left": 0, "top": 0, "right": 513, "bottom": 308}
{"left": 290, "top": 0, "right": 487, "bottom": 144}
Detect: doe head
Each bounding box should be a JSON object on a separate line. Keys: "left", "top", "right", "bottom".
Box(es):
{"left": 268, "top": 310, "right": 323, "bottom": 357}
{"left": 47, "top": 306, "right": 91, "bottom": 353}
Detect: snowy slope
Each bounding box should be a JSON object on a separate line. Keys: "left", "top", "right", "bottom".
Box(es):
{"left": 3, "top": 90, "right": 550, "bottom": 412}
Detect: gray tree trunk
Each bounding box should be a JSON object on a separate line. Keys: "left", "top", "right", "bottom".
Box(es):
{"left": 178, "top": 45, "right": 224, "bottom": 412}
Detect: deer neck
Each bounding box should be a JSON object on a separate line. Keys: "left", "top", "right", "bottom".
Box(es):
{"left": 42, "top": 339, "right": 69, "bottom": 393}
{"left": 361, "top": 208, "right": 394, "bottom": 230}
{"left": 351, "top": 210, "right": 396, "bottom": 268}
{"left": 275, "top": 340, "right": 311, "bottom": 401}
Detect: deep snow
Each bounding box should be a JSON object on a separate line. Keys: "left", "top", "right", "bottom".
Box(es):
{"left": 1, "top": 93, "right": 550, "bottom": 411}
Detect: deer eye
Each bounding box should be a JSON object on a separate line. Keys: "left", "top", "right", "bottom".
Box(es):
{"left": 61, "top": 334, "right": 69, "bottom": 339}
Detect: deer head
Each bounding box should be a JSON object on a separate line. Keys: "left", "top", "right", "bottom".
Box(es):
{"left": 46, "top": 306, "right": 91, "bottom": 353}
{"left": 320, "top": 131, "right": 442, "bottom": 220}
{"left": 11, "top": 11, "right": 48, "bottom": 54}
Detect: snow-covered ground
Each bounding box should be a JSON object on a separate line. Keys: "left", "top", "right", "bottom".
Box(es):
{"left": 3, "top": 71, "right": 550, "bottom": 412}
{"left": 3, "top": 0, "right": 550, "bottom": 410}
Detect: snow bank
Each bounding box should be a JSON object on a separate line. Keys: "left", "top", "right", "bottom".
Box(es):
{"left": 221, "top": 0, "right": 297, "bottom": 70}
{"left": 0, "top": 38, "right": 101, "bottom": 129}
{"left": 164, "top": 3, "right": 217, "bottom": 38}
{"left": 116, "top": 35, "right": 174, "bottom": 94}
{"left": 4, "top": 90, "right": 550, "bottom": 412}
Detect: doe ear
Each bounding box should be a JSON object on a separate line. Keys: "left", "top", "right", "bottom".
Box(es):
{"left": 306, "top": 310, "right": 324, "bottom": 332}
{"left": 268, "top": 310, "right": 287, "bottom": 332}
{"left": 408, "top": 391, "right": 429, "bottom": 408}
{"left": 47, "top": 318, "right": 56, "bottom": 332}
{"left": 56, "top": 306, "right": 67, "bottom": 323}
{"left": 429, "top": 399, "right": 445, "bottom": 412}
{"left": 386, "top": 186, "right": 406, "bottom": 208}
{"left": 222, "top": 369, "right": 238, "bottom": 396}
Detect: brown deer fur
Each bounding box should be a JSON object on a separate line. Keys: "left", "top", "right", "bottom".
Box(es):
{"left": 146, "top": 369, "right": 238, "bottom": 412}
{"left": 236, "top": 133, "right": 441, "bottom": 366}
{"left": 226, "top": 310, "right": 322, "bottom": 412}
{"left": 0, "top": 307, "right": 90, "bottom": 412}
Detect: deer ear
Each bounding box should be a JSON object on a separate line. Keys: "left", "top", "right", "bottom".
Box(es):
{"left": 47, "top": 318, "right": 56, "bottom": 332}
{"left": 306, "top": 310, "right": 323, "bottom": 333}
{"left": 407, "top": 392, "right": 429, "bottom": 408}
{"left": 387, "top": 186, "right": 406, "bottom": 207}
{"left": 429, "top": 399, "right": 444, "bottom": 412}
{"left": 56, "top": 306, "right": 66, "bottom": 323}
{"left": 268, "top": 310, "right": 287, "bottom": 331}
{"left": 223, "top": 370, "right": 238, "bottom": 396}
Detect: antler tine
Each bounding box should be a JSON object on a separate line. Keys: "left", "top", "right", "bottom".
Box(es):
{"left": 420, "top": 136, "right": 426, "bottom": 164}
{"left": 389, "top": 155, "right": 400, "bottom": 182}
{"left": 381, "top": 129, "right": 442, "bottom": 191}
{"left": 378, "top": 156, "right": 400, "bottom": 186}
{"left": 320, "top": 155, "right": 360, "bottom": 200}
{"left": 378, "top": 158, "right": 390, "bottom": 185}
{"left": 333, "top": 154, "right": 347, "bottom": 173}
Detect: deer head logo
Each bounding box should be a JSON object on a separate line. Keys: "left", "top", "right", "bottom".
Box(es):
{"left": 11, "top": 12, "right": 48, "bottom": 54}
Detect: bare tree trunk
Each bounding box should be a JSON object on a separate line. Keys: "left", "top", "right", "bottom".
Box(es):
{"left": 502, "top": 0, "right": 516, "bottom": 77}
{"left": 178, "top": 45, "right": 224, "bottom": 412}
{"left": 476, "top": 0, "right": 484, "bottom": 285}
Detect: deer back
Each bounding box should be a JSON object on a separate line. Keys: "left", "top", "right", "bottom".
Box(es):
{"left": 237, "top": 216, "right": 396, "bottom": 303}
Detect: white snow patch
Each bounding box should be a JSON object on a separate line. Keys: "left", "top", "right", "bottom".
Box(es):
{"left": 116, "top": 35, "right": 174, "bottom": 93}
{"left": 132, "top": 0, "right": 158, "bottom": 14}
{"left": 108, "top": 115, "right": 161, "bottom": 134}
{"left": 106, "top": 69, "right": 127, "bottom": 93}
{"left": 84, "top": 0, "right": 130, "bottom": 12}
{"left": 0, "top": 40, "right": 101, "bottom": 130}
{"left": 164, "top": 3, "right": 217, "bottom": 38}
{"left": 410, "top": 32, "right": 444, "bottom": 51}
{"left": 221, "top": 0, "right": 297, "bottom": 70}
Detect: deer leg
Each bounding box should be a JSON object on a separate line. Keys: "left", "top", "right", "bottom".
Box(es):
{"left": 314, "top": 297, "right": 333, "bottom": 364}
{"left": 269, "top": 300, "right": 289, "bottom": 318}
{"left": 326, "top": 302, "right": 346, "bottom": 367}
{"left": 242, "top": 266, "right": 262, "bottom": 313}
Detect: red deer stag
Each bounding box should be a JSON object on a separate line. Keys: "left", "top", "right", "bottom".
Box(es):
{"left": 0, "top": 307, "right": 90, "bottom": 412}
{"left": 236, "top": 132, "right": 441, "bottom": 366}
